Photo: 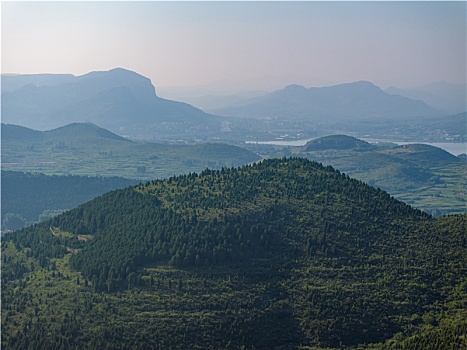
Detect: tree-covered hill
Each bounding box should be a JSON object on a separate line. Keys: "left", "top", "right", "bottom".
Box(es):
{"left": 2, "top": 158, "right": 466, "bottom": 349}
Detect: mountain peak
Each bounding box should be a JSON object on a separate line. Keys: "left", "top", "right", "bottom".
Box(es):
{"left": 76, "top": 67, "right": 157, "bottom": 97}
{"left": 331, "top": 80, "right": 382, "bottom": 93}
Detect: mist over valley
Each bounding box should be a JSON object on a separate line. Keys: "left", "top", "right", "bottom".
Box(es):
{"left": 2, "top": 1, "right": 466, "bottom": 349}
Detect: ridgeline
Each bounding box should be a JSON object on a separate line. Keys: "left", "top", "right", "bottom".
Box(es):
{"left": 2, "top": 158, "right": 466, "bottom": 349}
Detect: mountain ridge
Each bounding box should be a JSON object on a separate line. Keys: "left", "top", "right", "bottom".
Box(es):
{"left": 1, "top": 68, "right": 217, "bottom": 135}
{"left": 212, "top": 81, "right": 438, "bottom": 120}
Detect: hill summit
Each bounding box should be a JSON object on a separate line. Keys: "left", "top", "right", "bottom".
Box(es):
{"left": 3, "top": 157, "right": 466, "bottom": 349}
{"left": 302, "top": 135, "right": 375, "bottom": 152}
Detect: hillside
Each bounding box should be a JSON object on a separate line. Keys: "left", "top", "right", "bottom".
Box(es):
{"left": 1, "top": 68, "right": 219, "bottom": 138}
{"left": 264, "top": 136, "right": 467, "bottom": 216}
{"left": 1, "top": 171, "right": 139, "bottom": 231}
{"left": 378, "top": 143, "right": 461, "bottom": 168}
{"left": 2, "top": 158, "right": 466, "bottom": 349}
{"left": 213, "top": 81, "right": 438, "bottom": 121}
{"left": 1, "top": 123, "right": 261, "bottom": 180}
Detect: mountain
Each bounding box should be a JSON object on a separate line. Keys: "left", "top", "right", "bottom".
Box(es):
{"left": 1, "top": 171, "right": 138, "bottom": 231}
{"left": 385, "top": 82, "right": 466, "bottom": 114}
{"left": 1, "top": 68, "right": 219, "bottom": 137}
{"left": 2, "top": 158, "right": 466, "bottom": 349}
{"left": 213, "top": 81, "right": 439, "bottom": 121}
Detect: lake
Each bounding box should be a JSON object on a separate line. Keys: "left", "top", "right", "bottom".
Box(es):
{"left": 246, "top": 138, "right": 466, "bottom": 156}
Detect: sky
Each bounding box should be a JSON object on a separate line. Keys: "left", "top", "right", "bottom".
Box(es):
{"left": 1, "top": 1, "right": 466, "bottom": 92}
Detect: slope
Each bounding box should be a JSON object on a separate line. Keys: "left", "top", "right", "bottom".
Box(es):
{"left": 289, "top": 136, "right": 467, "bottom": 216}
{"left": 2, "top": 158, "right": 466, "bottom": 349}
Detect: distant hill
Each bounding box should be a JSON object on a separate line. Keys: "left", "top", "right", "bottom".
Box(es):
{"left": 385, "top": 82, "right": 466, "bottom": 114}
{"left": 1, "top": 122, "right": 133, "bottom": 147}
{"left": 0, "top": 123, "right": 43, "bottom": 141}
{"left": 45, "top": 122, "right": 133, "bottom": 143}
{"left": 1, "top": 122, "right": 261, "bottom": 180}
{"left": 289, "top": 136, "right": 466, "bottom": 215}
{"left": 1, "top": 68, "right": 219, "bottom": 137}
{"left": 2, "top": 158, "right": 466, "bottom": 349}
{"left": 302, "top": 134, "right": 375, "bottom": 152}
{"left": 378, "top": 143, "right": 461, "bottom": 168}
{"left": 213, "top": 81, "right": 438, "bottom": 121}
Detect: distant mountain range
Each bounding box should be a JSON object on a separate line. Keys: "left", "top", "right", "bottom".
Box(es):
{"left": 212, "top": 81, "right": 439, "bottom": 120}
{"left": 3, "top": 69, "right": 462, "bottom": 141}
{"left": 385, "top": 81, "right": 466, "bottom": 115}
{"left": 1, "top": 68, "right": 217, "bottom": 136}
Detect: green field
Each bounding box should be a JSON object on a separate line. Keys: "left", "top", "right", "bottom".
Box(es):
{"left": 1, "top": 123, "right": 261, "bottom": 180}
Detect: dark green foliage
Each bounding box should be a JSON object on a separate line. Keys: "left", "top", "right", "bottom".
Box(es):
{"left": 1, "top": 170, "right": 138, "bottom": 230}
{"left": 2, "top": 158, "right": 466, "bottom": 349}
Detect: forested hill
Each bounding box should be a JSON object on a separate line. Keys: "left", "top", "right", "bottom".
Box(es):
{"left": 2, "top": 158, "right": 466, "bottom": 349}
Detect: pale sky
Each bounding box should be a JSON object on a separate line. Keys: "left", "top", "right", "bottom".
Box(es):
{"left": 2, "top": 1, "right": 466, "bottom": 91}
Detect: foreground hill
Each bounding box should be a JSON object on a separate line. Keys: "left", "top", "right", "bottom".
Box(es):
{"left": 213, "top": 81, "right": 438, "bottom": 121}
{"left": 1, "top": 171, "right": 139, "bottom": 231}
{"left": 1, "top": 123, "right": 261, "bottom": 180}
{"left": 1, "top": 68, "right": 219, "bottom": 138}
{"left": 2, "top": 158, "right": 466, "bottom": 349}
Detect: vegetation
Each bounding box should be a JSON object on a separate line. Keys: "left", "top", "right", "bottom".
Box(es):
{"left": 1, "top": 171, "right": 138, "bottom": 230}
{"left": 2, "top": 158, "right": 466, "bottom": 349}
{"left": 245, "top": 136, "right": 467, "bottom": 216}
{"left": 1, "top": 123, "right": 261, "bottom": 180}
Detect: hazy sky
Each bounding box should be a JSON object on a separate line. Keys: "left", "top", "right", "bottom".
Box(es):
{"left": 2, "top": 1, "right": 466, "bottom": 91}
